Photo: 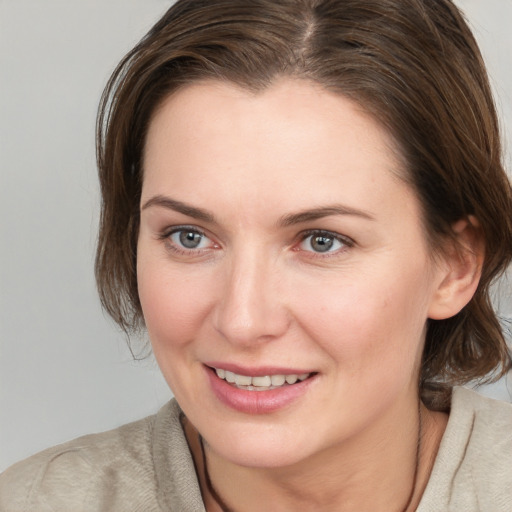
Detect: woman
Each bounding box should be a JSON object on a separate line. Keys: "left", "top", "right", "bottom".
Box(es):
{"left": 1, "top": 0, "right": 511, "bottom": 510}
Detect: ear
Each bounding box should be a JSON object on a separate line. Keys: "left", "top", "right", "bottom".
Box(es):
{"left": 428, "top": 216, "right": 484, "bottom": 320}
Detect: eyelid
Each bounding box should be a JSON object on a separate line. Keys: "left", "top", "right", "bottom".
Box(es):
{"left": 295, "top": 229, "right": 354, "bottom": 254}
{"left": 158, "top": 225, "right": 353, "bottom": 257}
{"left": 159, "top": 225, "right": 219, "bottom": 254}
{"left": 160, "top": 224, "right": 205, "bottom": 239}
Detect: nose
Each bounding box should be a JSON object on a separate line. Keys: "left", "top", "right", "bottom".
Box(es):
{"left": 213, "top": 249, "right": 291, "bottom": 347}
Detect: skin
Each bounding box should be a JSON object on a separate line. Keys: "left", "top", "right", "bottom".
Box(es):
{"left": 137, "top": 79, "right": 481, "bottom": 511}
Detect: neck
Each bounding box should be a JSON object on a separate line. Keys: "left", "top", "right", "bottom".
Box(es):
{"left": 186, "top": 400, "right": 447, "bottom": 512}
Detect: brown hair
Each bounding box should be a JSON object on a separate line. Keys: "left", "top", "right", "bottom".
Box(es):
{"left": 96, "top": 0, "right": 512, "bottom": 408}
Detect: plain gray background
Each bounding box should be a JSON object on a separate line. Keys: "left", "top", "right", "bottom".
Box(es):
{"left": 1, "top": 0, "right": 511, "bottom": 472}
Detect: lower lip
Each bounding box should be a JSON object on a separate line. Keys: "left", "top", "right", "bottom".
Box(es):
{"left": 205, "top": 367, "right": 316, "bottom": 414}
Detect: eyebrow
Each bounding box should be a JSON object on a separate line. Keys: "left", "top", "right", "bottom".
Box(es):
{"left": 278, "top": 205, "right": 375, "bottom": 226}
{"left": 141, "top": 195, "right": 215, "bottom": 223}
{"left": 141, "top": 195, "right": 375, "bottom": 226}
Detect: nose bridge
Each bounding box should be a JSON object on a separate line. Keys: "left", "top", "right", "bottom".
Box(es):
{"left": 214, "top": 244, "right": 289, "bottom": 346}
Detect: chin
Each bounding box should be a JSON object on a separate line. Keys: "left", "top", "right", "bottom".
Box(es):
{"left": 212, "top": 441, "right": 308, "bottom": 469}
{"left": 201, "top": 420, "right": 320, "bottom": 469}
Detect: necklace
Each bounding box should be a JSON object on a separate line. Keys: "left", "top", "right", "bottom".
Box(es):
{"left": 401, "top": 400, "right": 423, "bottom": 512}
{"left": 199, "top": 402, "right": 422, "bottom": 512}
{"left": 200, "top": 435, "right": 234, "bottom": 512}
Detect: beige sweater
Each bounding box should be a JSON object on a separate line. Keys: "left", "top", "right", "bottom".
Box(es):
{"left": 1, "top": 387, "right": 511, "bottom": 511}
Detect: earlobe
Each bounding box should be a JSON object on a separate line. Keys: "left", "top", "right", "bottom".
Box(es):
{"left": 428, "top": 216, "right": 484, "bottom": 320}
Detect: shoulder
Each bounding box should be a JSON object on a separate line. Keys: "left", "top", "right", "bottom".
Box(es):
{"left": 0, "top": 401, "right": 180, "bottom": 512}
{"left": 450, "top": 386, "right": 512, "bottom": 457}
{"left": 419, "top": 386, "right": 512, "bottom": 512}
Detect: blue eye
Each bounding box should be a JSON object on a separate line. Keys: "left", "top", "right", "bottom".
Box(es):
{"left": 299, "top": 231, "right": 348, "bottom": 253}
{"left": 168, "top": 228, "right": 212, "bottom": 250}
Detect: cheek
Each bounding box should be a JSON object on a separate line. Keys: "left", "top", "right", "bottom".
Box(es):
{"left": 292, "top": 265, "right": 432, "bottom": 377}
{"left": 137, "top": 257, "right": 215, "bottom": 350}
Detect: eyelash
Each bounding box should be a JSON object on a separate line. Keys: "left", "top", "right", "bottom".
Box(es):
{"left": 159, "top": 225, "right": 216, "bottom": 256}
{"left": 158, "top": 226, "right": 354, "bottom": 258}
{"left": 295, "top": 229, "right": 354, "bottom": 257}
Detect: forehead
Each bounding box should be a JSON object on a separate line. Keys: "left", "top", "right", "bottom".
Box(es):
{"left": 141, "top": 79, "right": 418, "bottom": 226}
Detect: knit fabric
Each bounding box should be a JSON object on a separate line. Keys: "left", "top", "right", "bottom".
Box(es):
{"left": 1, "top": 387, "right": 510, "bottom": 511}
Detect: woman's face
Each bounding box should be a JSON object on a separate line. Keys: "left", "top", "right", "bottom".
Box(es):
{"left": 138, "top": 79, "right": 448, "bottom": 467}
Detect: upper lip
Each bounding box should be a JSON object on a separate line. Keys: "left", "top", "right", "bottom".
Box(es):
{"left": 204, "top": 362, "right": 315, "bottom": 377}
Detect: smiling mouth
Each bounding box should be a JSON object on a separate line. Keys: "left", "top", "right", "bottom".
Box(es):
{"left": 212, "top": 367, "right": 313, "bottom": 391}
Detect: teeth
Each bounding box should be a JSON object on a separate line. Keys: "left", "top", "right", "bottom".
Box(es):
{"left": 271, "top": 374, "right": 286, "bottom": 386}
{"left": 285, "top": 375, "right": 298, "bottom": 384}
{"left": 214, "top": 368, "right": 311, "bottom": 389}
{"left": 252, "top": 376, "right": 272, "bottom": 387}
{"left": 234, "top": 374, "right": 252, "bottom": 386}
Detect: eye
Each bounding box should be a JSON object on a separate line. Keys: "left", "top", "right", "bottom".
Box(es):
{"left": 298, "top": 230, "right": 351, "bottom": 254}
{"left": 164, "top": 227, "right": 215, "bottom": 252}
{"left": 172, "top": 230, "right": 206, "bottom": 249}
